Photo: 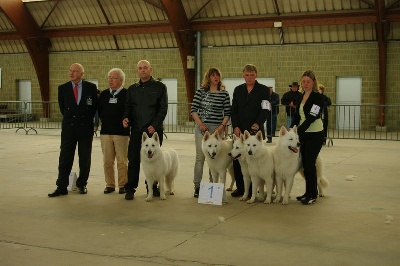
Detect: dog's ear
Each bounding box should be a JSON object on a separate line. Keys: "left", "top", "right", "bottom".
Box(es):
{"left": 142, "top": 132, "right": 148, "bottom": 142}
{"left": 203, "top": 131, "right": 210, "bottom": 141}
{"left": 244, "top": 130, "right": 250, "bottom": 140}
{"left": 292, "top": 125, "right": 297, "bottom": 133}
{"left": 153, "top": 132, "right": 159, "bottom": 143}
{"left": 280, "top": 126, "right": 287, "bottom": 136}
{"left": 256, "top": 131, "right": 263, "bottom": 141}
{"left": 240, "top": 133, "right": 245, "bottom": 142}
{"left": 213, "top": 131, "right": 221, "bottom": 140}
{"left": 232, "top": 134, "right": 238, "bottom": 142}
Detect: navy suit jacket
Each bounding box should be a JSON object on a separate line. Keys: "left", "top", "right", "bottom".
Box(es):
{"left": 58, "top": 80, "right": 98, "bottom": 137}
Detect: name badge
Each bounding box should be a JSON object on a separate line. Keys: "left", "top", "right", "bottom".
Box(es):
{"left": 109, "top": 98, "right": 118, "bottom": 104}
{"left": 87, "top": 97, "right": 92, "bottom": 106}
{"left": 310, "top": 104, "right": 320, "bottom": 117}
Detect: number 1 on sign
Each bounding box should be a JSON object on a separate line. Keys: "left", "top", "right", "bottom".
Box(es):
{"left": 208, "top": 185, "right": 214, "bottom": 198}
{"left": 198, "top": 182, "right": 223, "bottom": 205}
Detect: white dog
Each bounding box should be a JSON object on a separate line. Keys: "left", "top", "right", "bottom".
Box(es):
{"left": 141, "top": 132, "right": 179, "bottom": 202}
{"left": 202, "top": 131, "right": 234, "bottom": 203}
{"left": 273, "top": 126, "right": 329, "bottom": 205}
{"left": 228, "top": 134, "right": 249, "bottom": 198}
{"left": 273, "top": 126, "right": 302, "bottom": 205}
{"left": 228, "top": 134, "right": 264, "bottom": 203}
{"left": 243, "top": 130, "right": 275, "bottom": 204}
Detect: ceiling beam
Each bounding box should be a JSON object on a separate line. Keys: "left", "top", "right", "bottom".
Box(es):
{"left": 189, "top": 0, "right": 212, "bottom": 21}
{"left": 41, "top": 23, "right": 173, "bottom": 38}
{"left": 191, "top": 11, "right": 379, "bottom": 31}
{"left": 40, "top": 0, "right": 60, "bottom": 29}
{"left": 1, "top": 9, "right": 399, "bottom": 40}
{"left": 0, "top": 0, "right": 51, "bottom": 105}
{"left": 161, "top": 0, "right": 196, "bottom": 104}
{"left": 0, "top": 31, "right": 20, "bottom": 41}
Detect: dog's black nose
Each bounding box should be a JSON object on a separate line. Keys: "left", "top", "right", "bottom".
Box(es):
{"left": 297, "top": 142, "right": 301, "bottom": 147}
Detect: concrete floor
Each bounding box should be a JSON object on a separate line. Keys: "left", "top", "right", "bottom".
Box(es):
{"left": 0, "top": 128, "right": 399, "bottom": 266}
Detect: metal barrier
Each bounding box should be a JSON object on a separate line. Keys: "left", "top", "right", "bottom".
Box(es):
{"left": 1, "top": 101, "right": 399, "bottom": 141}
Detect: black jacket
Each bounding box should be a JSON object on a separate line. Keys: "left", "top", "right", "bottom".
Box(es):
{"left": 291, "top": 91, "right": 324, "bottom": 136}
{"left": 98, "top": 88, "right": 130, "bottom": 136}
{"left": 281, "top": 90, "right": 302, "bottom": 116}
{"left": 123, "top": 77, "right": 168, "bottom": 133}
{"left": 58, "top": 80, "right": 98, "bottom": 137}
{"left": 231, "top": 81, "right": 270, "bottom": 134}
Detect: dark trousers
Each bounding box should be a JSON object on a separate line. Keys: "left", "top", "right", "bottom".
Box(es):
{"left": 299, "top": 131, "right": 324, "bottom": 198}
{"left": 232, "top": 148, "right": 252, "bottom": 195}
{"left": 266, "top": 113, "right": 277, "bottom": 139}
{"left": 57, "top": 131, "right": 93, "bottom": 190}
{"left": 125, "top": 130, "right": 163, "bottom": 192}
{"left": 232, "top": 160, "right": 243, "bottom": 191}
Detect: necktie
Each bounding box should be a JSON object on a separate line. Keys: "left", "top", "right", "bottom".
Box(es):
{"left": 73, "top": 83, "right": 78, "bottom": 102}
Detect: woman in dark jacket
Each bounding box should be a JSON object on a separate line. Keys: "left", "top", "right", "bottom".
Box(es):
{"left": 291, "top": 70, "right": 324, "bottom": 205}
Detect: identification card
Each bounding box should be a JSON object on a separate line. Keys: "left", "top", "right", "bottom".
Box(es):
{"left": 261, "top": 100, "right": 271, "bottom": 110}
{"left": 87, "top": 97, "right": 92, "bottom": 106}
{"left": 198, "top": 182, "right": 224, "bottom": 205}
{"left": 310, "top": 104, "right": 321, "bottom": 117}
{"left": 109, "top": 98, "right": 118, "bottom": 104}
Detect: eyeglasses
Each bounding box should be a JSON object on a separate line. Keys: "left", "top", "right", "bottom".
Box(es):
{"left": 108, "top": 77, "right": 120, "bottom": 80}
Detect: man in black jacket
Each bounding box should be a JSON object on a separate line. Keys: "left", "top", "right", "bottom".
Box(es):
{"left": 122, "top": 60, "right": 168, "bottom": 200}
{"left": 230, "top": 64, "right": 271, "bottom": 198}
{"left": 48, "top": 63, "right": 98, "bottom": 197}
{"left": 281, "top": 81, "right": 302, "bottom": 129}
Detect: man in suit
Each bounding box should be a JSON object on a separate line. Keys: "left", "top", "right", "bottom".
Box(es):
{"left": 48, "top": 63, "right": 98, "bottom": 197}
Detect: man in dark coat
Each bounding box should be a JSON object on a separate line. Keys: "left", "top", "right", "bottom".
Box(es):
{"left": 281, "top": 81, "right": 302, "bottom": 129}
{"left": 48, "top": 63, "right": 98, "bottom": 197}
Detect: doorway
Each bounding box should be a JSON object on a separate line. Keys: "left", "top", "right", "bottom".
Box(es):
{"left": 336, "top": 77, "right": 362, "bottom": 130}
{"left": 161, "top": 78, "right": 178, "bottom": 125}
{"left": 18, "top": 79, "right": 31, "bottom": 114}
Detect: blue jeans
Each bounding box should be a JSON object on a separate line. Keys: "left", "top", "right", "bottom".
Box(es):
{"left": 286, "top": 115, "right": 293, "bottom": 129}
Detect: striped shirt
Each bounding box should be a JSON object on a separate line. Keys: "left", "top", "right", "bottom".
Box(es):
{"left": 191, "top": 88, "right": 231, "bottom": 125}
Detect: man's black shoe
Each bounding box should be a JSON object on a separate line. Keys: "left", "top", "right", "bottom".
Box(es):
{"left": 48, "top": 189, "right": 68, "bottom": 197}
{"left": 231, "top": 189, "right": 244, "bottom": 197}
{"left": 104, "top": 187, "right": 115, "bottom": 194}
{"left": 78, "top": 186, "right": 87, "bottom": 194}
{"left": 296, "top": 194, "right": 306, "bottom": 201}
{"left": 125, "top": 191, "right": 134, "bottom": 200}
{"left": 153, "top": 185, "right": 160, "bottom": 197}
{"left": 118, "top": 187, "right": 126, "bottom": 194}
{"left": 301, "top": 196, "right": 317, "bottom": 205}
{"left": 194, "top": 187, "right": 200, "bottom": 198}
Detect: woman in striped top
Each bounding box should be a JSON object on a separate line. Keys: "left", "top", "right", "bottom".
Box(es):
{"left": 190, "top": 68, "right": 231, "bottom": 198}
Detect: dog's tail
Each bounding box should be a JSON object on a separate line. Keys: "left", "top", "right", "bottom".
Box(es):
{"left": 319, "top": 175, "right": 329, "bottom": 187}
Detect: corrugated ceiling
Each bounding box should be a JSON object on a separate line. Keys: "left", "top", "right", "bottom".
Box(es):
{"left": 0, "top": 0, "right": 399, "bottom": 54}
